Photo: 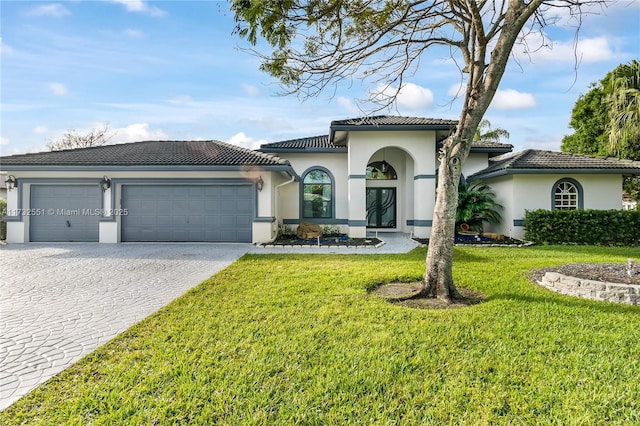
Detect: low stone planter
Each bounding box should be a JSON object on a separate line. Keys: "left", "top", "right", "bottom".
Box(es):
{"left": 539, "top": 272, "right": 640, "bottom": 305}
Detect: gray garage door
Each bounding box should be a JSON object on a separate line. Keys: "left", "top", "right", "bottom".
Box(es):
{"left": 121, "top": 185, "right": 253, "bottom": 242}
{"left": 30, "top": 185, "right": 101, "bottom": 242}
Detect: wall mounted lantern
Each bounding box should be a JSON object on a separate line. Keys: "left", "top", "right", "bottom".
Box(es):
{"left": 256, "top": 176, "right": 264, "bottom": 192}
{"left": 6, "top": 175, "right": 17, "bottom": 191}
{"left": 100, "top": 176, "right": 111, "bottom": 192}
{"left": 380, "top": 148, "right": 389, "bottom": 173}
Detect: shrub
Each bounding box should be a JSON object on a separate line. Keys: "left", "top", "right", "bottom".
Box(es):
{"left": 524, "top": 209, "right": 640, "bottom": 245}
{"left": 0, "top": 198, "right": 6, "bottom": 241}
{"left": 456, "top": 180, "right": 502, "bottom": 233}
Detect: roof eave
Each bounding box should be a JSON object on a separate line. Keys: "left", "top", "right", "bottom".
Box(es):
{"left": 471, "top": 168, "right": 640, "bottom": 179}
{"left": 259, "top": 147, "right": 347, "bottom": 154}
{"left": 469, "top": 147, "right": 514, "bottom": 154}
{"left": 0, "top": 164, "right": 297, "bottom": 174}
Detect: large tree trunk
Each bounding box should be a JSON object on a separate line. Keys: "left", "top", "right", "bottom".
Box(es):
{"left": 417, "top": 0, "right": 539, "bottom": 303}
{"left": 420, "top": 127, "right": 476, "bottom": 303}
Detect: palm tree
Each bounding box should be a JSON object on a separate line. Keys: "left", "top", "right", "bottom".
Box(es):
{"left": 473, "top": 119, "right": 510, "bottom": 143}
{"left": 456, "top": 180, "right": 502, "bottom": 233}
{"left": 605, "top": 60, "right": 640, "bottom": 160}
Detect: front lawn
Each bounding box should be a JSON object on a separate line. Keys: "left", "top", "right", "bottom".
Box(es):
{"left": 3, "top": 246, "right": 639, "bottom": 424}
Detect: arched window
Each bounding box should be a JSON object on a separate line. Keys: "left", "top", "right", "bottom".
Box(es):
{"left": 552, "top": 178, "right": 583, "bottom": 210}
{"left": 366, "top": 161, "right": 397, "bottom": 180}
{"left": 302, "top": 168, "right": 333, "bottom": 219}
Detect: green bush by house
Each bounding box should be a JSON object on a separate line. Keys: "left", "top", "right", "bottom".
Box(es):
{"left": 0, "top": 198, "right": 6, "bottom": 241}
{"left": 524, "top": 209, "right": 640, "bottom": 245}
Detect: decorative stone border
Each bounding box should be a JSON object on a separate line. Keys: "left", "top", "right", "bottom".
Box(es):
{"left": 539, "top": 272, "right": 640, "bottom": 305}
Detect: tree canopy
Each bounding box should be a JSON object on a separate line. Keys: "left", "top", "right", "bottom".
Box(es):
{"left": 47, "top": 124, "right": 114, "bottom": 152}
{"left": 562, "top": 60, "right": 640, "bottom": 161}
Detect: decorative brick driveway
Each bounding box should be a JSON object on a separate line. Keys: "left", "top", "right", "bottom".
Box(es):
{"left": 0, "top": 243, "right": 251, "bottom": 410}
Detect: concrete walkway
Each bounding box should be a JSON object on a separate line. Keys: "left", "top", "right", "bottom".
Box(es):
{"left": 0, "top": 233, "right": 418, "bottom": 411}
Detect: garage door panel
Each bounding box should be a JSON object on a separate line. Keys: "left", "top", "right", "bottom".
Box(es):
{"left": 122, "top": 184, "right": 253, "bottom": 242}
{"left": 30, "top": 185, "right": 100, "bottom": 242}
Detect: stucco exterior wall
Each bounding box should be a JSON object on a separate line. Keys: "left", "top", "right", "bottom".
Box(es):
{"left": 346, "top": 130, "right": 436, "bottom": 236}
{"left": 462, "top": 153, "right": 489, "bottom": 177}
{"left": 483, "top": 173, "right": 624, "bottom": 239}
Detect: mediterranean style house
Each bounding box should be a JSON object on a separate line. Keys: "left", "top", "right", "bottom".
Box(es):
{"left": 1, "top": 116, "right": 639, "bottom": 244}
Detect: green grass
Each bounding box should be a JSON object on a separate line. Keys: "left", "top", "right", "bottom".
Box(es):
{"left": 3, "top": 246, "right": 640, "bottom": 425}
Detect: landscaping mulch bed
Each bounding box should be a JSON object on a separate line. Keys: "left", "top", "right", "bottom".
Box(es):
{"left": 530, "top": 262, "right": 639, "bottom": 286}
{"left": 413, "top": 235, "right": 531, "bottom": 246}
{"left": 260, "top": 234, "right": 383, "bottom": 247}
{"left": 371, "top": 283, "right": 485, "bottom": 309}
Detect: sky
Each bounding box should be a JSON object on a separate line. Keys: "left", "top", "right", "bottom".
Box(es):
{"left": 1, "top": 0, "right": 639, "bottom": 156}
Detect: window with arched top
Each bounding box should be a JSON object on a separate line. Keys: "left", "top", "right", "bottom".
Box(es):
{"left": 552, "top": 178, "right": 583, "bottom": 210}
{"left": 302, "top": 168, "right": 333, "bottom": 219}
{"left": 366, "top": 161, "right": 397, "bottom": 180}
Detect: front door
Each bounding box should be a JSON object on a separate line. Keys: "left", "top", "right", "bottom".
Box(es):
{"left": 366, "top": 188, "right": 396, "bottom": 228}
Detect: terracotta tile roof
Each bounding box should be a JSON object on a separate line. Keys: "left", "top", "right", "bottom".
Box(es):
{"left": 471, "top": 149, "right": 640, "bottom": 178}
{"left": 0, "top": 140, "right": 290, "bottom": 167}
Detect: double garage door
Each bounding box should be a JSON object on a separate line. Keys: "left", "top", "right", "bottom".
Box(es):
{"left": 121, "top": 185, "right": 253, "bottom": 243}
{"left": 29, "top": 184, "right": 253, "bottom": 243}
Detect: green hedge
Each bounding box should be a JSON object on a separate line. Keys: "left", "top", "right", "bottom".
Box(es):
{"left": 524, "top": 209, "right": 640, "bottom": 245}
{"left": 0, "top": 198, "right": 6, "bottom": 241}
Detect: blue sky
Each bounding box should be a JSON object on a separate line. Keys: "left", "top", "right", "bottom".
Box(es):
{"left": 1, "top": 0, "right": 639, "bottom": 155}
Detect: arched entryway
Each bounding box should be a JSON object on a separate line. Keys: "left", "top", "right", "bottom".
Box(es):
{"left": 365, "top": 147, "right": 414, "bottom": 231}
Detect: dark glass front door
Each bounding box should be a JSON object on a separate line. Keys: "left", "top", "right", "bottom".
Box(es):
{"left": 366, "top": 188, "right": 396, "bottom": 228}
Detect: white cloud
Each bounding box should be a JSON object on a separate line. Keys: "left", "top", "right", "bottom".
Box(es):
{"left": 33, "top": 125, "right": 49, "bottom": 134}
{"left": 0, "top": 136, "right": 9, "bottom": 146}
{"left": 26, "top": 3, "right": 70, "bottom": 18}
{"left": 491, "top": 89, "right": 537, "bottom": 110}
{"left": 241, "top": 84, "right": 260, "bottom": 97}
{"left": 373, "top": 82, "right": 434, "bottom": 111}
{"left": 111, "top": 123, "right": 169, "bottom": 143}
{"left": 47, "top": 82, "right": 68, "bottom": 96}
{"left": 227, "top": 132, "right": 268, "bottom": 150}
{"left": 397, "top": 83, "right": 434, "bottom": 110}
{"left": 108, "top": 0, "right": 166, "bottom": 17}
{"left": 337, "top": 96, "right": 359, "bottom": 114}
{"left": 519, "top": 34, "right": 614, "bottom": 64}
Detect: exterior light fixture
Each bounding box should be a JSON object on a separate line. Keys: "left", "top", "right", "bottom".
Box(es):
{"left": 6, "top": 175, "right": 17, "bottom": 191}
{"left": 256, "top": 176, "right": 264, "bottom": 192}
{"left": 100, "top": 176, "right": 111, "bottom": 192}
{"left": 380, "top": 148, "right": 389, "bottom": 173}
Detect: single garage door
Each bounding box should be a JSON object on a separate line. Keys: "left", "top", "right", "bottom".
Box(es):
{"left": 121, "top": 185, "right": 253, "bottom": 242}
{"left": 30, "top": 185, "right": 101, "bottom": 242}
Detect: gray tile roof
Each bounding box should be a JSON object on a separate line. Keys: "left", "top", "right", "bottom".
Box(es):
{"left": 331, "top": 116, "right": 458, "bottom": 127}
{"left": 469, "top": 140, "right": 514, "bottom": 151}
{"left": 260, "top": 135, "right": 346, "bottom": 152}
{"left": 0, "top": 140, "right": 290, "bottom": 168}
{"left": 470, "top": 149, "right": 640, "bottom": 178}
{"left": 262, "top": 134, "right": 512, "bottom": 154}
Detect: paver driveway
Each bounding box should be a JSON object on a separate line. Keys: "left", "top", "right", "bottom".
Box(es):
{"left": 0, "top": 243, "right": 251, "bottom": 411}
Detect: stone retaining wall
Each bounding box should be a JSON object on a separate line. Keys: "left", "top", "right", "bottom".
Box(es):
{"left": 539, "top": 272, "right": 640, "bottom": 305}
